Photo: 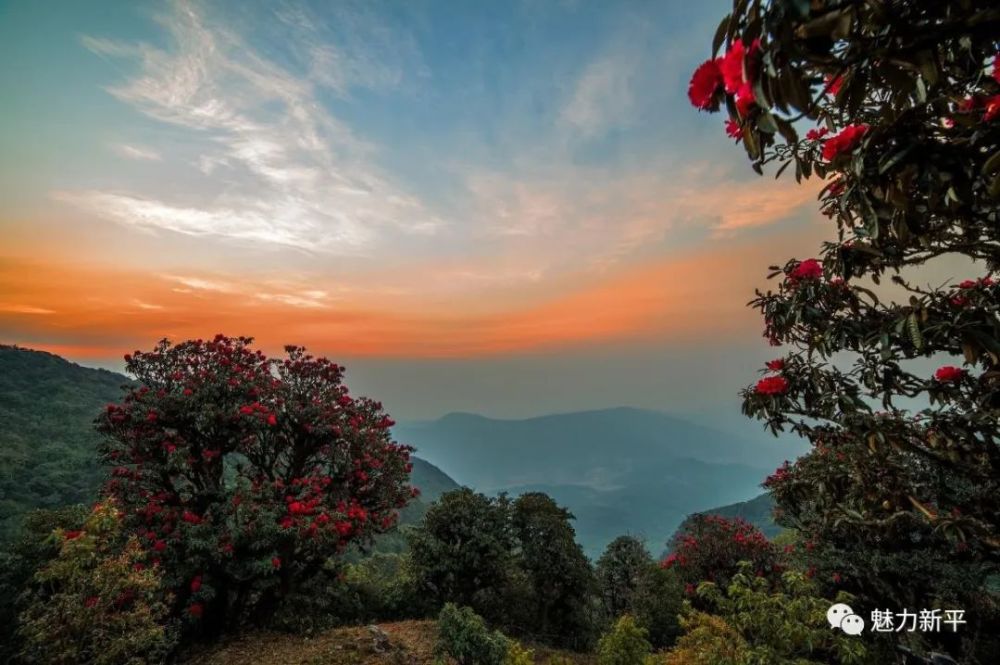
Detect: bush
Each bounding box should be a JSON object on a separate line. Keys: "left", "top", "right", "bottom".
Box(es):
{"left": 596, "top": 615, "right": 652, "bottom": 665}
{"left": 435, "top": 603, "right": 510, "bottom": 665}
{"left": 17, "top": 501, "right": 173, "bottom": 665}
{"left": 0, "top": 506, "right": 88, "bottom": 662}
{"left": 96, "top": 336, "right": 416, "bottom": 636}
{"left": 664, "top": 564, "right": 873, "bottom": 665}
{"left": 503, "top": 641, "right": 534, "bottom": 665}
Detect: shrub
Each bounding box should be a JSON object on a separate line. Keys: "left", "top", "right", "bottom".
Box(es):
{"left": 0, "top": 506, "right": 88, "bottom": 662}
{"left": 435, "top": 603, "right": 510, "bottom": 665}
{"left": 17, "top": 501, "right": 173, "bottom": 665}
{"left": 503, "top": 641, "right": 534, "bottom": 665}
{"left": 596, "top": 615, "right": 652, "bottom": 665}
{"left": 664, "top": 564, "right": 872, "bottom": 665}
{"left": 95, "top": 336, "right": 415, "bottom": 636}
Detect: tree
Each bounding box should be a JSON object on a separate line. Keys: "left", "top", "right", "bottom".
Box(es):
{"left": 510, "top": 492, "right": 599, "bottom": 650}
{"left": 688, "top": 2, "right": 1000, "bottom": 660}
{"left": 661, "top": 515, "right": 779, "bottom": 591}
{"left": 596, "top": 536, "right": 682, "bottom": 650}
{"left": 95, "top": 335, "right": 415, "bottom": 636}
{"left": 408, "top": 488, "right": 514, "bottom": 620}
{"left": 596, "top": 536, "right": 653, "bottom": 620}
{"left": 17, "top": 501, "right": 172, "bottom": 665}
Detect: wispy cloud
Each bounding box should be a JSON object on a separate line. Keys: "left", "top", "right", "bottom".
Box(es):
{"left": 112, "top": 143, "right": 162, "bottom": 161}
{"left": 560, "top": 50, "right": 638, "bottom": 139}
{"left": 0, "top": 304, "right": 56, "bottom": 315}
{"left": 71, "top": 0, "right": 440, "bottom": 254}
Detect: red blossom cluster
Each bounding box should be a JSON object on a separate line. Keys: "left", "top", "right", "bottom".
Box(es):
{"left": 688, "top": 39, "right": 760, "bottom": 140}
{"left": 820, "top": 124, "right": 869, "bottom": 161}
{"left": 934, "top": 366, "right": 965, "bottom": 383}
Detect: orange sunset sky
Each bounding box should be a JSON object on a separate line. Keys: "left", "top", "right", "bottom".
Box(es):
{"left": 1, "top": 0, "right": 830, "bottom": 419}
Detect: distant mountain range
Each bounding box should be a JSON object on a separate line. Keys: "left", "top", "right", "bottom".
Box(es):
{"left": 0, "top": 345, "right": 790, "bottom": 558}
{"left": 395, "top": 408, "right": 800, "bottom": 557}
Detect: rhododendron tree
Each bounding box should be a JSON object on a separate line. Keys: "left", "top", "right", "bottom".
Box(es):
{"left": 689, "top": 1, "right": 1000, "bottom": 660}
{"left": 661, "top": 515, "right": 779, "bottom": 591}
{"left": 95, "top": 335, "right": 415, "bottom": 636}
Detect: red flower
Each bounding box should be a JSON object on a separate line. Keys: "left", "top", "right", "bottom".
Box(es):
{"left": 765, "top": 359, "right": 784, "bottom": 372}
{"left": 187, "top": 602, "right": 204, "bottom": 619}
{"left": 684, "top": 583, "right": 696, "bottom": 596}
{"left": 239, "top": 405, "right": 254, "bottom": 415}
{"left": 825, "top": 74, "right": 843, "bottom": 97}
{"left": 182, "top": 388, "right": 193, "bottom": 396}
{"left": 64, "top": 529, "right": 83, "bottom": 540}
{"left": 959, "top": 279, "right": 978, "bottom": 289}
{"left": 152, "top": 539, "right": 166, "bottom": 552}
{"left": 720, "top": 41, "right": 747, "bottom": 94}
{"left": 146, "top": 411, "right": 158, "bottom": 423}
{"left": 725, "top": 119, "right": 742, "bottom": 140}
{"left": 994, "top": 54, "right": 1000, "bottom": 85}
{"left": 688, "top": 58, "right": 723, "bottom": 110}
{"left": 985, "top": 95, "right": 1000, "bottom": 122}
{"left": 821, "top": 124, "right": 869, "bottom": 161}
{"left": 790, "top": 258, "right": 823, "bottom": 281}
{"left": 267, "top": 413, "right": 278, "bottom": 426}
{"left": 734, "top": 81, "right": 755, "bottom": 117}
{"left": 182, "top": 510, "right": 202, "bottom": 525}
{"left": 190, "top": 575, "right": 202, "bottom": 593}
{"left": 934, "top": 366, "right": 965, "bottom": 383}
{"left": 84, "top": 596, "right": 99, "bottom": 608}
{"left": 755, "top": 376, "right": 789, "bottom": 395}
{"left": 805, "top": 126, "right": 829, "bottom": 141}
{"left": 832, "top": 572, "right": 843, "bottom": 584}
{"left": 272, "top": 557, "right": 282, "bottom": 569}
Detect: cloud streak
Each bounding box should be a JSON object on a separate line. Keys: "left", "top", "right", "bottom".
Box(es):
{"left": 73, "top": 0, "right": 440, "bottom": 254}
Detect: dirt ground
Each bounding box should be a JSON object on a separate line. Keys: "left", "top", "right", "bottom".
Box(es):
{"left": 183, "top": 620, "right": 596, "bottom": 665}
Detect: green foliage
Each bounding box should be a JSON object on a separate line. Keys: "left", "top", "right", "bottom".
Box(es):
{"left": 502, "top": 641, "right": 534, "bottom": 665}
{"left": 270, "top": 551, "right": 430, "bottom": 634}
{"left": 0, "top": 346, "right": 127, "bottom": 542}
{"left": 596, "top": 615, "right": 652, "bottom": 665}
{"left": 666, "top": 564, "right": 872, "bottom": 665}
{"left": 0, "top": 506, "right": 88, "bottom": 663}
{"left": 631, "top": 566, "right": 683, "bottom": 650}
{"left": 17, "top": 501, "right": 173, "bottom": 665}
{"left": 409, "top": 488, "right": 515, "bottom": 621}
{"left": 435, "top": 603, "right": 511, "bottom": 665}
{"left": 596, "top": 536, "right": 682, "bottom": 650}
{"left": 596, "top": 536, "right": 652, "bottom": 620}
{"left": 510, "top": 492, "right": 600, "bottom": 650}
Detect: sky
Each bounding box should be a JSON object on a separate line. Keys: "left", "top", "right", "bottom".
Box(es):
{"left": 0, "top": 0, "right": 834, "bottom": 421}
